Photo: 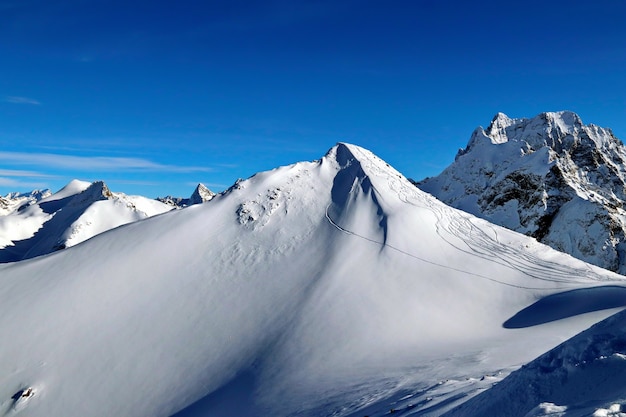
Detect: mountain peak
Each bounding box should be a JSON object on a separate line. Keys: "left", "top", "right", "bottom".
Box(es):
{"left": 325, "top": 142, "right": 392, "bottom": 171}
{"left": 66, "top": 181, "right": 113, "bottom": 207}
{"left": 486, "top": 112, "right": 515, "bottom": 144}
{"left": 189, "top": 183, "right": 215, "bottom": 205}
{"left": 419, "top": 111, "right": 626, "bottom": 274}
{"left": 464, "top": 110, "right": 616, "bottom": 156}
{"left": 322, "top": 142, "right": 359, "bottom": 168}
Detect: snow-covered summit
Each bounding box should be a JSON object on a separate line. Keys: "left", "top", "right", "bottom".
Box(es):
{"left": 189, "top": 183, "right": 215, "bottom": 205}
{"left": 463, "top": 111, "right": 611, "bottom": 154}
{"left": 0, "top": 143, "right": 623, "bottom": 417}
{"left": 0, "top": 179, "right": 172, "bottom": 262}
{"left": 419, "top": 111, "right": 626, "bottom": 274}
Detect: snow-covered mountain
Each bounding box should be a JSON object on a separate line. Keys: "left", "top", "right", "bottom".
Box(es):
{"left": 0, "top": 179, "right": 173, "bottom": 262}
{"left": 418, "top": 111, "right": 626, "bottom": 274}
{"left": 157, "top": 183, "right": 215, "bottom": 208}
{"left": 0, "top": 188, "right": 50, "bottom": 216}
{"left": 0, "top": 143, "right": 624, "bottom": 417}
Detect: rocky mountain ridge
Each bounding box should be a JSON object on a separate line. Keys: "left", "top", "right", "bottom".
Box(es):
{"left": 418, "top": 111, "right": 626, "bottom": 274}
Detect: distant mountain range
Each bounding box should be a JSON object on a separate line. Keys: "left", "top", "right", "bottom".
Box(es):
{"left": 0, "top": 180, "right": 173, "bottom": 262}
{"left": 0, "top": 181, "right": 217, "bottom": 263}
{"left": 0, "top": 188, "right": 51, "bottom": 216}
{"left": 418, "top": 111, "right": 626, "bottom": 275}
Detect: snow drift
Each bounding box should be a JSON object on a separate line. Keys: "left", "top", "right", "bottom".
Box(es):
{"left": 0, "top": 143, "right": 623, "bottom": 417}
{"left": 444, "top": 307, "right": 626, "bottom": 417}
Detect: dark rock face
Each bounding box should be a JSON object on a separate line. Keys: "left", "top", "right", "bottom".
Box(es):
{"left": 418, "top": 111, "right": 626, "bottom": 274}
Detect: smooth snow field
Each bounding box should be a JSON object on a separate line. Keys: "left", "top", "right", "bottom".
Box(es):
{"left": 0, "top": 143, "right": 624, "bottom": 417}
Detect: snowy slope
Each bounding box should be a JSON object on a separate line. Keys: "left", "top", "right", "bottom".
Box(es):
{"left": 0, "top": 143, "right": 624, "bottom": 417}
{"left": 444, "top": 306, "right": 626, "bottom": 417}
{"left": 0, "top": 179, "right": 173, "bottom": 262}
{"left": 418, "top": 111, "right": 626, "bottom": 274}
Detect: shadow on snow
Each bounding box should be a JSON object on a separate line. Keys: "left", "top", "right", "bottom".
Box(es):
{"left": 504, "top": 285, "right": 626, "bottom": 329}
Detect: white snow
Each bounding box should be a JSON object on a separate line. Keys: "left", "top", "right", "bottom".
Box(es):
{"left": 444, "top": 305, "right": 626, "bottom": 417}
{"left": 38, "top": 179, "right": 91, "bottom": 202}
{"left": 0, "top": 143, "right": 624, "bottom": 417}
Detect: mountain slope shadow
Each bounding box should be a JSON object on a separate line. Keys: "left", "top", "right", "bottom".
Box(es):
{"left": 327, "top": 144, "right": 389, "bottom": 244}
{"left": 169, "top": 371, "right": 262, "bottom": 417}
{"left": 504, "top": 285, "right": 626, "bottom": 328}
{"left": 0, "top": 207, "right": 87, "bottom": 263}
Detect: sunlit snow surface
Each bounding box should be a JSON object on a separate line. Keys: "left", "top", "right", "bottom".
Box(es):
{"left": 0, "top": 144, "right": 624, "bottom": 417}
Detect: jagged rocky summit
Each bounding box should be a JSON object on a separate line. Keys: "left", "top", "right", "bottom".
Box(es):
{"left": 157, "top": 183, "right": 215, "bottom": 207}
{"left": 418, "top": 111, "right": 626, "bottom": 274}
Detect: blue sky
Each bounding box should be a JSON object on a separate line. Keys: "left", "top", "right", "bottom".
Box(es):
{"left": 1, "top": 0, "right": 625, "bottom": 197}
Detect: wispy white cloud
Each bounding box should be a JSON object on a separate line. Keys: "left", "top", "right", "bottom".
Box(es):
{"left": 3, "top": 96, "right": 41, "bottom": 105}
{"left": 0, "top": 152, "right": 211, "bottom": 173}
{"left": 0, "top": 177, "right": 47, "bottom": 190}
{"left": 0, "top": 169, "right": 55, "bottom": 178}
{"left": 0, "top": 169, "right": 58, "bottom": 192}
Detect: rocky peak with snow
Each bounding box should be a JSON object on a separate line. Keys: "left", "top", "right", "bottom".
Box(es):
{"left": 189, "top": 183, "right": 215, "bottom": 205}
{"left": 157, "top": 183, "right": 215, "bottom": 208}
{"left": 461, "top": 111, "right": 613, "bottom": 157}
{"left": 65, "top": 180, "right": 113, "bottom": 206}
{"left": 418, "top": 111, "right": 626, "bottom": 274}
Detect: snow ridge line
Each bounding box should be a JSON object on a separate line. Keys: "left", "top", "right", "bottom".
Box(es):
{"left": 324, "top": 204, "right": 556, "bottom": 290}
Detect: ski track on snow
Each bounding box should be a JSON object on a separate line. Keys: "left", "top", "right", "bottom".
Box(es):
{"left": 325, "top": 165, "right": 621, "bottom": 291}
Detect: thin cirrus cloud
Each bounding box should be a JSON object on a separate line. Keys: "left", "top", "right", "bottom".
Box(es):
{"left": 3, "top": 96, "right": 41, "bottom": 105}
{"left": 0, "top": 169, "right": 54, "bottom": 191}
{"left": 0, "top": 177, "right": 47, "bottom": 189}
{"left": 0, "top": 169, "right": 54, "bottom": 178}
{"left": 0, "top": 152, "right": 211, "bottom": 173}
